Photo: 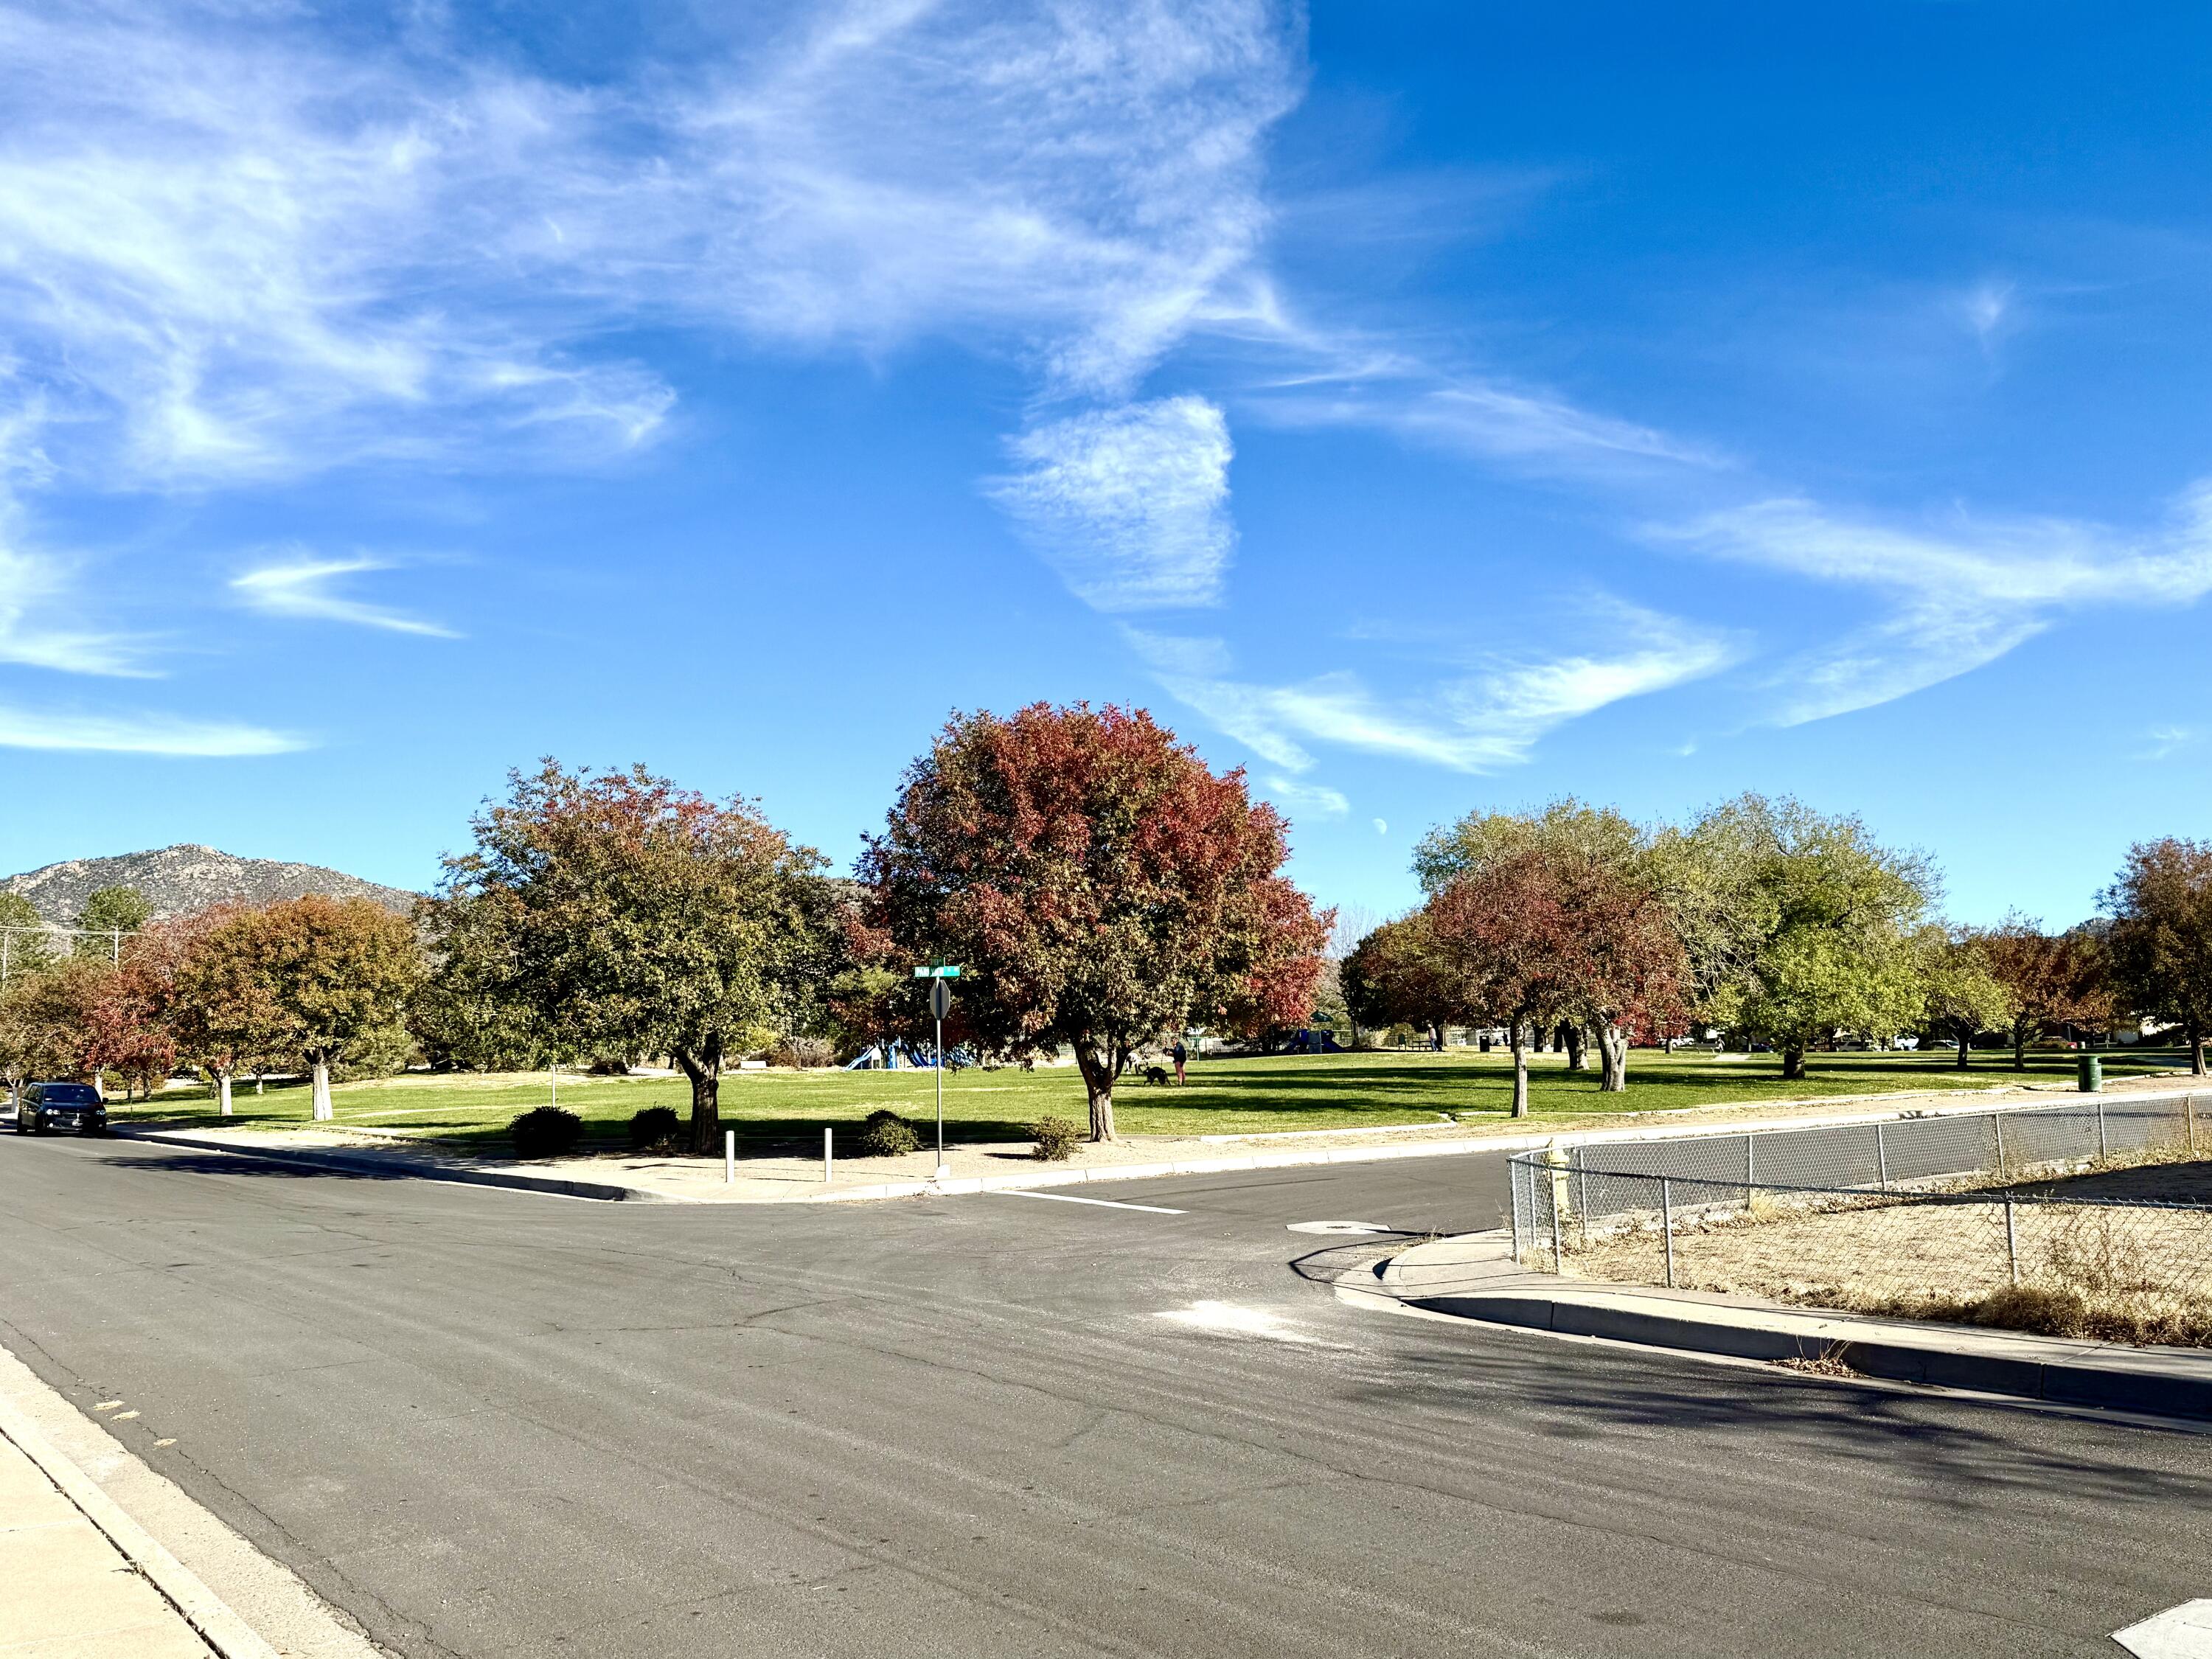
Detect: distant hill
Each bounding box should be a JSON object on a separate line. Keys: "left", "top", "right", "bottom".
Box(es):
{"left": 1, "top": 845, "right": 420, "bottom": 924}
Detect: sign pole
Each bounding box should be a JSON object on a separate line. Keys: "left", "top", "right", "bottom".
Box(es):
{"left": 917, "top": 965, "right": 961, "bottom": 1183}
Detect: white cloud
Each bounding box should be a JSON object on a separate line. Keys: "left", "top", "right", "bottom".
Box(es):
{"left": 1262, "top": 775, "right": 1349, "bottom": 818}
{"left": 231, "top": 554, "right": 458, "bottom": 639}
{"left": 1253, "top": 376, "right": 1725, "bottom": 477}
{"left": 1133, "top": 608, "right": 1733, "bottom": 773}
{"left": 1661, "top": 486, "right": 2212, "bottom": 722}
{"left": 1371, "top": 818, "right": 1388, "bottom": 835}
{"left": 995, "top": 399, "right": 1235, "bottom": 610}
{"left": 0, "top": 703, "right": 301, "bottom": 756}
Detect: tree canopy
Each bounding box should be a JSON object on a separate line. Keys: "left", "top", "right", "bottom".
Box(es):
{"left": 860, "top": 703, "right": 1328, "bottom": 1141}
{"left": 74, "top": 886, "right": 151, "bottom": 956}
{"left": 2103, "top": 838, "right": 2212, "bottom": 1075}
{"left": 426, "top": 761, "right": 825, "bottom": 1152}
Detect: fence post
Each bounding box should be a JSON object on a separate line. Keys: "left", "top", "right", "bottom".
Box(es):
{"left": 2189, "top": 1095, "right": 2199, "bottom": 1158}
{"left": 1993, "top": 1111, "right": 2006, "bottom": 1177}
{"left": 1509, "top": 1160, "right": 1523, "bottom": 1262}
{"left": 1876, "top": 1122, "right": 1890, "bottom": 1191}
{"left": 1573, "top": 1147, "right": 1588, "bottom": 1246}
{"left": 2004, "top": 1192, "right": 2019, "bottom": 1287}
{"left": 1745, "top": 1133, "right": 1756, "bottom": 1209}
{"left": 824, "top": 1125, "right": 833, "bottom": 1183}
{"left": 1660, "top": 1176, "right": 1675, "bottom": 1289}
{"left": 2096, "top": 1097, "right": 2109, "bottom": 1161}
{"left": 724, "top": 1128, "right": 735, "bottom": 1186}
{"left": 1550, "top": 1180, "right": 1564, "bottom": 1273}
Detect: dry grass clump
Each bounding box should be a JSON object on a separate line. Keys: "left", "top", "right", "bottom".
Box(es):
{"left": 1559, "top": 1171, "right": 2212, "bottom": 1348}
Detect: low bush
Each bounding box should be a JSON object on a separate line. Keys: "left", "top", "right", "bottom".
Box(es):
{"left": 856, "top": 1107, "right": 920, "bottom": 1158}
{"left": 768, "top": 1034, "right": 836, "bottom": 1069}
{"left": 511, "top": 1105, "right": 583, "bottom": 1161}
{"left": 627, "top": 1105, "right": 682, "bottom": 1151}
{"left": 1030, "top": 1116, "right": 1082, "bottom": 1161}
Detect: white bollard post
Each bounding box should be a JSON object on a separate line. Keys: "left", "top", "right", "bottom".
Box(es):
{"left": 724, "top": 1128, "right": 734, "bottom": 1186}
{"left": 824, "top": 1125, "right": 833, "bottom": 1184}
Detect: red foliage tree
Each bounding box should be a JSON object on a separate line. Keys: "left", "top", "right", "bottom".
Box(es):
{"left": 1340, "top": 914, "right": 1460, "bottom": 1048}
{"left": 1980, "top": 913, "right": 2113, "bottom": 1069}
{"left": 1427, "top": 846, "right": 1688, "bottom": 1113}
{"left": 860, "top": 703, "right": 1329, "bottom": 1141}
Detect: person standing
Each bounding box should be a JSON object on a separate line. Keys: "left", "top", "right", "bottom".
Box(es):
{"left": 1170, "top": 1037, "right": 1188, "bottom": 1085}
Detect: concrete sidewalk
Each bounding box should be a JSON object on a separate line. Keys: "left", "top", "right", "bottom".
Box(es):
{"left": 1380, "top": 1231, "right": 2212, "bottom": 1421}
{"left": 105, "top": 1071, "right": 2194, "bottom": 1206}
{"left": 0, "top": 1402, "right": 232, "bottom": 1657}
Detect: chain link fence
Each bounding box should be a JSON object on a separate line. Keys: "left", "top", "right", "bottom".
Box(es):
{"left": 1508, "top": 1091, "right": 2212, "bottom": 1346}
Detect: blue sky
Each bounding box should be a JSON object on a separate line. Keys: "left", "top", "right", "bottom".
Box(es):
{"left": 2, "top": 1, "right": 2208, "bottom": 933}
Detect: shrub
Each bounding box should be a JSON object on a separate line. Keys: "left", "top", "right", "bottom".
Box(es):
{"left": 628, "top": 1105, "right": 682, "bottom": 1151}
{"left": 1030, "top": 1116, "right": 1082, "bottom": 1161}
{"left": 511, "top": 1105, "right": 583, "bottom": 1161}
{"left": 768, "top": 1034, "right": 836, "bottom": 1069}
{"left": 856, "top": 1107, "right": 920, "bottom": 1157}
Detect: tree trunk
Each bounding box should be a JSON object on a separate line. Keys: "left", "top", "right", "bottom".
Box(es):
{"left": 2013, "top": 1025, "right": 2028, "bottom": 1071}
{"left": 254, "top": 1073, "right": 264, "bottom": 1096}
{"left": 1599, "top": 1024, "right": 1628, "bottom": 1093}
{"left": 216, "top": 1071, "right": 233, "bottom": 1116}
{"left": 1955, "top": 1026, "right": 1970, "bottom": 1070}
{"left": 1565, "top": 1026, "right": 1588, "bottom": 1071}
{"left": 676, "top": 1040, "right": 723, "bottom": 1155}
{"left": 1509, "top": 1022, "right": 1529, "bottom": 1118}
{"left": 1781, "top": 1044, "right": 1806, "bottom": 1081}
{"left": 1074, "top": 1043, "right": 1118, "bottom": 1141}
{"left": 310, "top": 1057, "right": 333, "bottom": 1121}
{"left": 2194, "top": 1024, "right": 2206, "bottom": 1077}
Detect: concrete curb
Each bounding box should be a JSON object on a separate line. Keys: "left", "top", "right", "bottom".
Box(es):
{"left": 0, "top": 1389, "right": 281, "bottom": 1658}
{"left": 112, "top": 1127, "right": 697, "bottom": 1203}
{"left": 108, "top": 1085, "right": 2203, "bottom": 1206}
{"left": 1382, "top": 1233, "right": 2212, "bottom": 1422}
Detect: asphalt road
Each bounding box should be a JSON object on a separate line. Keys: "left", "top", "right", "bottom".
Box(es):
{"left": 0, "top": 1133, "right": 2206, "bottom": 1658}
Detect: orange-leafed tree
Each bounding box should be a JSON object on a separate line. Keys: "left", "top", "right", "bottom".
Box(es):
{"left": 1980, "top": 913, "right": 2113, "bottom": 1069}
{"left": 860, "top": 703, "right": 1329, "bottom": 1141}
{"left": 223, "top": 896, "right": 423, "bottom": 1119}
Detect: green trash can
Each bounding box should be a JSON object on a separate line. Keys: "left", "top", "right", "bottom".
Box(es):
{"left": 2078, "top": 1052, "right": 2103, "bottom": 1093}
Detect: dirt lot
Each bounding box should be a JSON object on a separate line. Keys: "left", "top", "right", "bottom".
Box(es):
{"left": 1559, "top": 1159, "right": 2212, "bottom": 1347}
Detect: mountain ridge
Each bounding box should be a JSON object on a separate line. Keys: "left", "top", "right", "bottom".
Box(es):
{"left": 1, "top": 844, "right": 420, "bottom": 924}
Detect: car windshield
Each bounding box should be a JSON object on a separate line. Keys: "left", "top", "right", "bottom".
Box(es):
{"left": 37, "top": 1085, "right": 100, "bottom": 1105}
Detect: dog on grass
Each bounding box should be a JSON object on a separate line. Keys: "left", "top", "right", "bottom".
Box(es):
{"left": 1141, "top": 1064, "right": 1171, "bottom": 1085}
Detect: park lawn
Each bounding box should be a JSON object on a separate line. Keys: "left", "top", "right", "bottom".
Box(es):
{"left": 105, "top": 1046, "right": 2180, "bottom": 1155}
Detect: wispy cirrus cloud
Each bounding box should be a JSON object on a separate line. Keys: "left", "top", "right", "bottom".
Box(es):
{"left": 0, "top": 702, "right": 299, "bottom": 756}
{"left": 1129, "top": 605, "right": 1734, "bottom": 773}
{"left": 231, "top": 554, "right": 458, "bottom": 639}
{"left": 1660, "top": 484, "right": 2212, "bottom": 722}
{"left": 993, "top": 398, "right": 1235, "bottom": 610}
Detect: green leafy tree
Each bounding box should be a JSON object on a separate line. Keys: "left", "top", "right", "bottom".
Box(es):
{"left": 214, "top": 897, "right": 423, "bottom": 1119}
{"left": 1680, "top": 795, "right": 1936, "bottom": 1079}
{"left": 74, "top": 886, "right": 151, "bottom": 959}
{"left": 0, "top": 893, "right": 57, "bottom": 984}
{"left": 1916, "top": 926, "right": 2014, "bottom": 1069}
{"left": 2102, "top": 838, "right": 2212, "bottom": 1075}
{"left": 426, "top": 762, "right": 825, "bottom": 1153}
{"left": 860, "top": 703, "right": 1329, "bottom": 1141}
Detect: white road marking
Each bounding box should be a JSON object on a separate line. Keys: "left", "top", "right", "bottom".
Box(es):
{"left": 1156, "top": 1301, "right": 1322, "bottom": 1344}
{"left": 1286, "top": 1220, "right": 1393, "bottom": 1236}
{"left": 995, "top": 1190, "right": 1186, "bottom": 1215}
{"left": 2115, "top": 1601, "right": 2212, "bottom": 1658}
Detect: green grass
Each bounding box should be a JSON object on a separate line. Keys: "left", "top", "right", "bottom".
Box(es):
{"left": 106, "top": 1046, "right": 2180, "bottom": 1156}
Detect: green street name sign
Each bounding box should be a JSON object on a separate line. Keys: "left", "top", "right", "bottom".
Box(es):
{"left": 913, "top": 964, "right": 963, "bottom": 978}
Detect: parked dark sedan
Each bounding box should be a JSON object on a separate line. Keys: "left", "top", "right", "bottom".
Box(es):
{"left": 13, "top": 1082, "right": 107, "bottom": 1136}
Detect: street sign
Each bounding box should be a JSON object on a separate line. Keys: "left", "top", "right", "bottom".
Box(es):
{"left": 913, "top": 964, "right": 963, "bottom": 978}
{"left": 928, "top": 978, "right": 953, "bottom": 1020}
